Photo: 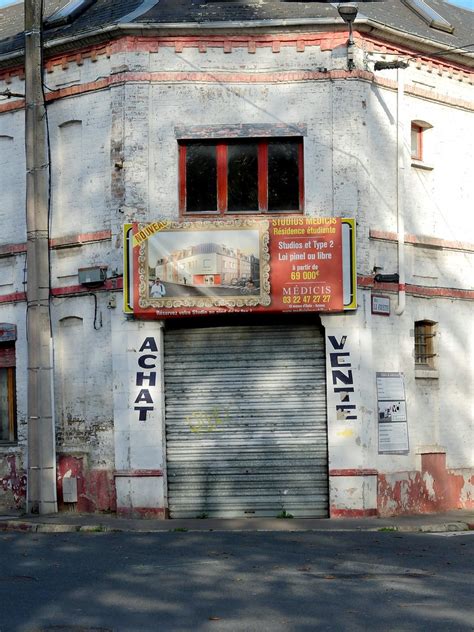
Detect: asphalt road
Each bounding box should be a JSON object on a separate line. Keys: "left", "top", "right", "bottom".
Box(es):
{"left": 0, "top": 530, "right": 473, "bottom": 632}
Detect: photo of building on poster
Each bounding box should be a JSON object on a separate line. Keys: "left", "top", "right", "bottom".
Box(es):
{"left": 138, "top": 220, "right": 271, "bottom": 310}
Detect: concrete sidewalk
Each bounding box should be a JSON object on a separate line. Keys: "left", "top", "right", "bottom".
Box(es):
{"left": 0, "top": 509, "right": 473, "bottom": 534}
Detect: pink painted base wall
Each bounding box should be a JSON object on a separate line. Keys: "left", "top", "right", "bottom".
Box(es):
{"left": 3, "top": 452, "right": 472, "bottom": 519}
{"left": 57, "top": 455, "right": 116, "bottom": 513}
{"left": 117, "top": 507, "right": 167, "bottom": 519}
{"left": 378, "top": 453, "right": 474, "bottom": 517}
{"left": 0, "top": 455, "right": 26, "bottom": 510}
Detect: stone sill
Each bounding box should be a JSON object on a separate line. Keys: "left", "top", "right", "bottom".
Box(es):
{"left": 411, "top": 160, "right": 434, "bottom": 171}
{"left": 416, "top": 445, "right": 446, "bottom": 455}
{"left": 415, "top": 368, "right": 439, "bottom": 379}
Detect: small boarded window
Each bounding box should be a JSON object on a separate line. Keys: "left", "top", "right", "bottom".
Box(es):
{"left": 414, "top": 320, "right": 437, "bottom": 369}
{"left": 411, "top": 120, "right": 433, "bottom": 164}
{"left": 411, "top": 124, "right": 423, "bottom": 160}
{"left": 0, "top": 343, "right": 16, "bottom": 443}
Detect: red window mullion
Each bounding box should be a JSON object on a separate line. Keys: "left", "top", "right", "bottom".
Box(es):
{"left": 217, "top": 143, "right": 228, "bottom": 213}
{"left": 298, "top": 141, "right": 304, "bottom": 211}
{"left": 417, "top": 126, "right": 423, "bottom": 161}
{"left": 178, "top": 144, "right": 187, "bottom": 213}
{"left": 258, "top": 142, "right": 268, "bottom": 212}
{"left": 7, "top": 367, "right": 16, "bottom": 441}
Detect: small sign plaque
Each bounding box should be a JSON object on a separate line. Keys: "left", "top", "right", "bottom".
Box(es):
{"left": 376, "top": 372, "right": 409, "bottom": 454}
{"left": 372, "top": 294, "right": 390, "bottom": 316}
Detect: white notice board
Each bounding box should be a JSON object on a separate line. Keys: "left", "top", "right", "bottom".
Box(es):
{"left": 376, "top": 372, "right": 409, "bottom": 454}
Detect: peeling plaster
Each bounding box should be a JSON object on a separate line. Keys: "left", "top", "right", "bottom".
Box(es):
{"left": 460, "top": 474, "right": 474, "bottom": 505}
{"left": 0, "top": 455, "right": 27, "bottom": 510}
{"left": 423, "top": 471, "right": 436, "bottom": 501}
{"left": 378, "top": 453, "right": 474, "bottom": 516}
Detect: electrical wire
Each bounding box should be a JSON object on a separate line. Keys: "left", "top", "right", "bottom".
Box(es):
{"left": 38, "top": 0, "right": 55, "bottom": 338}
{"left": 89, "top": 292, "right": 103, "bottom": 330}
{"left": 368, "top": 41, "right": 474, "bottom": 64}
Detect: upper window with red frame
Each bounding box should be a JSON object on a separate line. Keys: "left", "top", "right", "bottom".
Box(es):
{"left": 410, "top": 120, "right": 432, "bottom": 164}
{"left": 179, "top": 137, "right": 304, "bottom": 215}
{"left": 411, "top": 123, "right": 424, "bottom": 161}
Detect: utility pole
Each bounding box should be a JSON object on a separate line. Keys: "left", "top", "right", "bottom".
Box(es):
{"left": 25, "top": 0, "right": 57, "bottom": 514}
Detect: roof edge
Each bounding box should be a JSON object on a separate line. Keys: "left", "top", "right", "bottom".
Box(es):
{"left": 0, "top": 16, "right": 473, "bottom": 69}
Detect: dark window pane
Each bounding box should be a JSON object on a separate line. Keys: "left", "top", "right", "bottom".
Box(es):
{"left": 268, "top": 140, "right": 300, "bottom": 211}
{"left": 186, "top": 144, "right": 217, "bottom": 212}
{"left": 228, "top": 143, "right": 258, "bottom": 212}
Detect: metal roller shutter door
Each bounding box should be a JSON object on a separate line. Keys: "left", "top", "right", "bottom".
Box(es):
{"left": 164, "top": 322, "right": 328, "bottom": 518}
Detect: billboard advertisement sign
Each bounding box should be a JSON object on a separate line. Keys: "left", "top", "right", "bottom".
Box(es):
{"left": 124, "top": 216, "right": 356, "bottom": 319}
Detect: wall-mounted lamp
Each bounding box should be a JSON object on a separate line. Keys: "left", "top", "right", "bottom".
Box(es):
{"left": 374, "top": 273, "right": 400, "bottom": 284}
{"left": 337, "top": 3, "right": 358, "bottom": 70}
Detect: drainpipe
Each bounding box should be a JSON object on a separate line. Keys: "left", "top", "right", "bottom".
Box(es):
{"left": 373, "top": 61, "right": 409, "bottom": 314}
{"left": 395, "top": 66, "right": 406, "bottom": 316}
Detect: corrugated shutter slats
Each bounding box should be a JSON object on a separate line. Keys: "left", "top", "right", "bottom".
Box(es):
{"left": 164, "top": 324, "right": 328, "bottom": 518}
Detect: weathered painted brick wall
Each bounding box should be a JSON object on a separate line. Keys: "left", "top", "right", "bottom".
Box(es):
{"left": 0, "top": 34, "right": 472, "bottom": 515}
{"left": 0, "top": 303, "right": 27, "bottom": 511}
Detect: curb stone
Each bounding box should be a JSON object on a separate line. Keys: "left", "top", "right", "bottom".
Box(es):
{"left": 397, "top": 522, "right": 470, "bottom": 533}
{"left": 36, "top": 523, "right": 81, "bottom": 533}
{"left": 0, "top": 520, "right": 472, "bottom": 534}
{"left": 0, "top": 521, "right": 38, "bottom": 533}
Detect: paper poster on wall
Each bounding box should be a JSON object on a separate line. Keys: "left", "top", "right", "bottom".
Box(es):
{"left": 376, "top": 372, "right": 409, "bottom": 454}
{"left": 123, "top": 216, "right": 356, "bottom": 319}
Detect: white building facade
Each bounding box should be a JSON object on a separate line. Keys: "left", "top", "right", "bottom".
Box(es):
{"left": 0, "top": 0, "right": 472, "bottom": 517}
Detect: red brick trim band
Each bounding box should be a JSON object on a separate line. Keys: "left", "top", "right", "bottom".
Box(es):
{"left": 0, "top": 279, "right": 123, "bottom": 305}
{"left": 0, "top": 243, "right": 27, "bottom": 258}
{"left": 370, "top": 229, "right": 474, "bottom": 253}
{"left": 331, "top": 508, "right": 378, "bottom": 518}
{"left": 0, "top": 69, "right": 372, "bottom": 116}
{"left": 0, "top": 99, "right": 24, "bottom": 114}
{"left": 51, "top": 229, "right": 112, "bottom": 249}
{"left": 51, "top": 277, "right": 123, "bottom": 297}
{"left": 2, "top": 68, "right": 470, "bottom": 115}
{"left": 357, "top": 275, "right": 474, "bottom": 300}
{"left": 114, "top": 469, "right": 164, "bottom": 477}
{"left": 0, "top": 276, "right": 469, "bottom": 305}
{"left": 0, "top": 292, "right": 26, "bottom": 304}
{"left": 330, "top": 469, "right": 378, "bottom": 477}
{"left": 2, "top": 31, "right": 471, "bottom": 86}
{"left": 0, "top": 230, "right": 112, "bottom": 258}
